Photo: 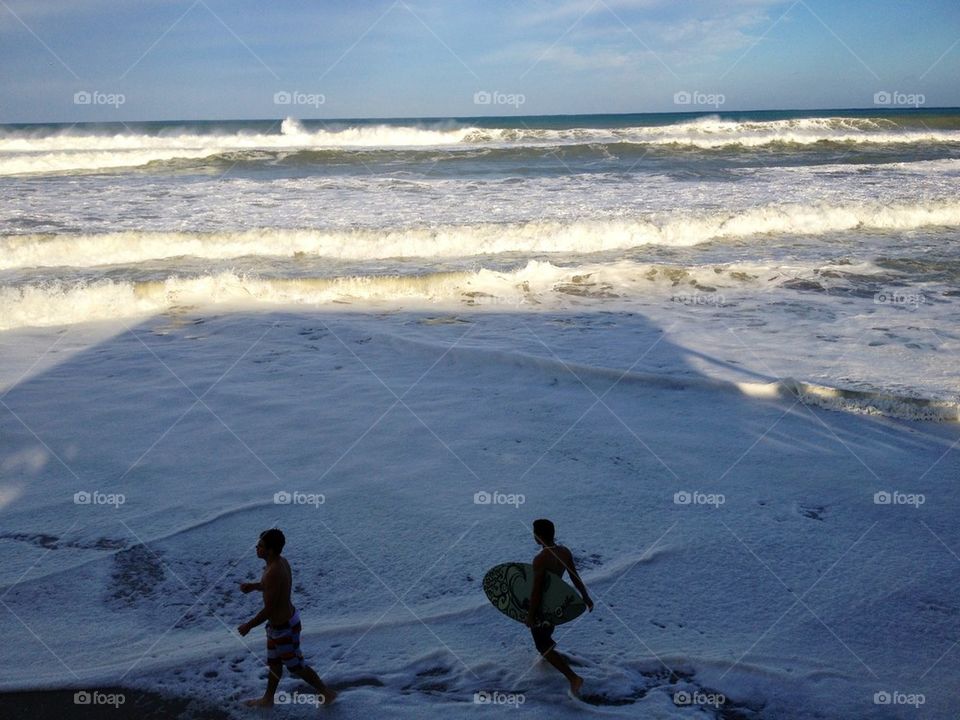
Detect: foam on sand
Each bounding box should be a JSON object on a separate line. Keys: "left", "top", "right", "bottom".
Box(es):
{"left": 1, "top": 280, "right": 955, "bottom": 423}
{"left": 1, "top": 310, "right": 958, "bottom": 718}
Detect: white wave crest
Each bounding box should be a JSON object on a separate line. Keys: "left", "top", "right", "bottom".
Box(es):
{"left": 0, "top": 118, "right": 481, "bottom": 175}
{"left": 3, "top": 199, "right": 959, "bottom": 270}
{"left": 0, "top": 255, "right": 912, "bottom": 331}
{"left": 0, "top": 264, "right": 566, "bottom": 330}
{"left": 469, "top": 116, "right": 960, "bottom": 148}
{"left": 0, "top": 149, "right": 221, "bottom": 175}
{"left": 1, "top": 116, "right": 958, "bottom": 174}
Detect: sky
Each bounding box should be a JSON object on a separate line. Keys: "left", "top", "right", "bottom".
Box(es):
{"left": 0, "top": 0, "right": 958, "bottom": 123}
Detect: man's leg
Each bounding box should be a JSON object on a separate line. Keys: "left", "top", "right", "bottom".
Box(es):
{"left": 245, "top": 660, "right": 283, "bottom": 707}
{"left": 289, "top": 664, "right": 337, "bottom": 705}
{"left": 541, "top": 649, "right": 583, "bottom": 695}
{"left": 532, "top": 625, "right": 583, "bottom": 695}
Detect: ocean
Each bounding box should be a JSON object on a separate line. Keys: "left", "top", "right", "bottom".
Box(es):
{"left": 3, "top": 109, "right": 960, "bottom": 717}
{"left": 1, "top": 109, "right": 959, "bottom": 410}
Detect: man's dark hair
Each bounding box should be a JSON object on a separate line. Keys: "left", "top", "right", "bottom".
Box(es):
{"left": 533, "top": 518, "right": 555, "bottom": 545}
{"left": 260, "top": 528, "right": 286, "bottom": 555}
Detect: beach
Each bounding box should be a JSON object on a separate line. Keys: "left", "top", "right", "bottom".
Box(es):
{"left": 1, "top": 111, "right": 959, "bottom": 718}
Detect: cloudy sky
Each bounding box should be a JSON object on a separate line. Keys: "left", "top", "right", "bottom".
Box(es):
{"left": 1, "top": 0, "right": 957, "bottom": 122}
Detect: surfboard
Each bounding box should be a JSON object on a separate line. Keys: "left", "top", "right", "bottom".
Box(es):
{"left": 483, "top": 562, "right": 586, "bottom": 626}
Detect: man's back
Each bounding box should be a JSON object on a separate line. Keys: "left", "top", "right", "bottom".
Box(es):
{"left": 534, "top": 544, "right": 574, "bottom": 578}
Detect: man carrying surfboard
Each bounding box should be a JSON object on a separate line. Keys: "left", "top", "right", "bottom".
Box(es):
{"left": 526, "top": 518, "right": 594, "bottom": 696}
{"left": 237, "top": 528, "right": 337, "bottom": 708}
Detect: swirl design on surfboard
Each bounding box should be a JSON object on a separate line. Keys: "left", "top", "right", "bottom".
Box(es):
{"left": 482, "top": 562, "right": 586, "bottom": 626}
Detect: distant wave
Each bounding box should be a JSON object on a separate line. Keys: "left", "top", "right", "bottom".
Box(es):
{"left": 466, "top": 116, "right": 960, "bottom": 148}
{"left": 2, "top": 116, "right": 959, "bottom": 175}
{"left": 3, "top": 199, "right": 959, "bottom": 269}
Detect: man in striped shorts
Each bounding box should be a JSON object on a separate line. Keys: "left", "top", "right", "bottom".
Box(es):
{"left": 238, "top": 528, "right": 337, "bottom": 707}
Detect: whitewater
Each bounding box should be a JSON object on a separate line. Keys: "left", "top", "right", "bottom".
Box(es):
{"left": 1, "top": 110, "right": 959, "bottom": 719}
{"left": 4, "top": 115, "right": 960, "bottom": 176}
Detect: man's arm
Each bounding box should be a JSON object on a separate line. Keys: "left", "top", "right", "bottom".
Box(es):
{"left": 238, "top": 569, "right": 280, "bottom": 635}
{"left": 564, "top": 553, "right": 594, "bottom": 611}
{"left": 239, "top": 581, "right": 263, "bottom": 594}
{"left": 526, "top": 556, "right": 546, "bottom": 626}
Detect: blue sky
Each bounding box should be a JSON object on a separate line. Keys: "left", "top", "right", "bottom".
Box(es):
{"left": 1, "top": 0, "right": 958, "bottom": 122}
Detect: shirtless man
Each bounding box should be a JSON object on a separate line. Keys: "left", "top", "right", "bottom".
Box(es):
{"left": 237, "top": 528, "right": 337, "bottom": 707}
{"left": 525, "top": 518, "right": 594, "bottom": 697}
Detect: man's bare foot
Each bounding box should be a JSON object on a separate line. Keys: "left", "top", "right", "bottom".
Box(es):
{"left": 318, "top": 688, "right": 338, "bottom": 706}
{"left": 244, "top": 697, "right": 274, "bottom": 708}
{"left": 569, "top": 675, "right": 584, "bottom": 697}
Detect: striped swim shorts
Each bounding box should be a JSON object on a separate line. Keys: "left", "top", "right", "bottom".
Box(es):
{"left": 265, "top": 609, "right": 304, "bottom": 670}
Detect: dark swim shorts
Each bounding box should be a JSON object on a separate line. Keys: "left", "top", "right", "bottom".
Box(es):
{"left": 530, "top": 622, "right": 556, "bottom": 655}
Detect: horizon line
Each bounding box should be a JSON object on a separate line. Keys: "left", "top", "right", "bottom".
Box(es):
{"left": 3, "top": 106, "right": 960, "bottom": 128}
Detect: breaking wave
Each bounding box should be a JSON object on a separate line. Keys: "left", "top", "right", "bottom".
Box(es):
{"left": 2, "top": 116, "right": 959, "bottom": 174}
{"left": 3, "top": 199, "right": 958, "bottom": 269}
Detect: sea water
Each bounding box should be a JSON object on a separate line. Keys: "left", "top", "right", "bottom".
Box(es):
{"left": 2, "top": 111, "right": 960, "bottom": 717}
{"left": 1, "top": 109, "right": 958, "bottom": 408}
